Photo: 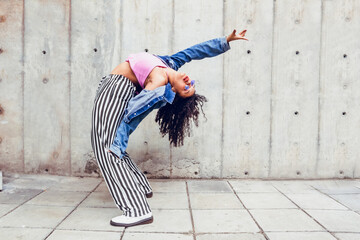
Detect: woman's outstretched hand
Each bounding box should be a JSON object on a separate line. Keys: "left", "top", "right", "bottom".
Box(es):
{"left": 226, "top": 29, "right": 248, "bottom": 42}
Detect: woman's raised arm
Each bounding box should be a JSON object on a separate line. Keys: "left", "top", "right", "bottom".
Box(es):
{"left": 157, "top": 29, "right": 248, "bottom": 71}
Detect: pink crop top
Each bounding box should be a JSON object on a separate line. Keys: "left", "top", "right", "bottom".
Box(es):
{"left": 126, "top": 52, "right": 167, "bottom": 88}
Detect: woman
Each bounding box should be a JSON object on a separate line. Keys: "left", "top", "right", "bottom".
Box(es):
{"left": 91, "top": 29, "right": 248, "bottom": 227}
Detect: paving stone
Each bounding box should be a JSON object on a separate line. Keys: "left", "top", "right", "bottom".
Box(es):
{"left": 190, "top": 193, "right": 243, "bottom": 210}
{"left": 196, "top": 233, "right": 266, "bottom": 240}
{"left": 0, "top": 204, "right": 18, "bottom": 217}
{"left": 0, "top": 227, "right": 52, "bottom": 240}
{"left": 79, "top": 191, "right": 117, "bottom": 208}
{"left": 237, "top": 193, "right": 297, "bottom": 209}
{"left": 306, "top": 210, "right": 360, "bottom": 232}
{"left": 26, "top": 190, "right": 88, "bottom": 207}
{"left": 47, "top": 229, "right": 120, "bottom": 240}
{"left": 270, "top": 181, "right": 318, "bottom": 193}
{"left": 335, "top": 233, "right": 360, "bottom": 240}
{"left": 229, "top": 181, "right": 279, "bottom": 193}
{"left": 94, "top": 181, "right": 108, "bottom": 192}
{"left": 266, "top": 232, "right": 337, "bottom": 240}
{"left": 126, "top": 209, "right": 192, "bottom": 233}
{"left": 150, "top": 181, "right": 187, "bottom": 193}
{"left": 250, "top": 209, "right": 323, "bottom": 231}
{"left": 192, "top": 209, "right": 259, "bottom": 233}
{"left": 285, "top": 192, "right": 347, "bottom": 210}
{"left": 2, "top": 174, "right": 63, "bottom": 191}
{"left": 147, "top": 192, "right": 189, "bottom": 210}
{"left": 0, "top": 188, "right": 42, "bottom": 204}
{"left": 48, "top": 177, "right": 102, "bottom": 192}
{"left": 311, "top": 181, "right": 360, "bottom": 194}
{"left": 122, "top": 232, "right": 193, "bottom": 240}
{"left": 0, "top": 205, "right": 74, "bottom": 228}
{"left": 57, "top": 207, "right": 123, "bottom": 232}
{"left": 329, "top": 194, "right": 360, "bottom": 211}
{"left": 187, "top": 181, "right": 232, "bottom": 193}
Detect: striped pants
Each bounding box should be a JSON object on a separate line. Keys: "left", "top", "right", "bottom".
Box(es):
{"left": 91, "top": 74, "right": 152, "bottom": 217}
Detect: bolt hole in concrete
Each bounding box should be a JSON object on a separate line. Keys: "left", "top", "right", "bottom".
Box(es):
{"left": 343, "top": 54, "right": 347, "bottom": 58}
{"left": 296, "top": 51, "right": 300, "bottom": 55}
{"left": 194, "top": 171, "right": 198, "bottom": 175}
{"left": 45, "top": 169, "right": 49, "bottom": 172}
{"left": 342, "top": 112, "right": 346, "bottom": 116}
{"left": 339, "top": 170, "right": 344, "bottom": 174}
{"left": 144, "top": 49, "right": 148, "bottom": 52}
{"left": 143, "top": 171, "right": 149, "bottom": 175}
{"left": 294, "top": 111, "right": 299, "bottom": 115}
{"left": 93, "top": 48, "right": 97, "bottom": 52}
{"left": 296, "top": 171, "right": 301, "bottom": 175}
{"left": 247, "top": 50, "right": 251, "bottom": 54}
{"left": 42, "top": 78, "right": 49, "bottom": 84}
{"left": 246, "top": 111, "right": 250, "bottom": 115}
{"left": 42, "top": 50, "right": 46, "bottom": 54}
{"left": 244, "top": 171, "right": 249, "bottom": 175}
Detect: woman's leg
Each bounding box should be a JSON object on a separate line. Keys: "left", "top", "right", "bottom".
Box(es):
{"left": 122, "top": 153, "right": 152, "bottom": 194}
{"left": 91, "top": 74, "right": 151, "bottom": 217}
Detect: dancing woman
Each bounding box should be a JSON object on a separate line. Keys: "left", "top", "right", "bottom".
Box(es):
{"left": 91, "top": 29, "right": 248, "bottom": 227}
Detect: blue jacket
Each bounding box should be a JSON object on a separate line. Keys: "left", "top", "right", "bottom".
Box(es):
{"left": 109, "top": 36, "right": 231, "bottom": 159}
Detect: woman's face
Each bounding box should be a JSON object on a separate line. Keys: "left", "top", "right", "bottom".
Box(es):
{"left": 168, "top": 69, "right": 195, "bottom": 98}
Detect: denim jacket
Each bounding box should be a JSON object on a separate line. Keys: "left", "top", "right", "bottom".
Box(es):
{"left": 109, "top": 36, "right": 230, "bottom": 159}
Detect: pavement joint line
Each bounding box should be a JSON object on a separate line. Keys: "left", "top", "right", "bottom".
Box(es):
{"left": 311, "top": 186, "right": 360, "bottom": 217}
{"left": 185, "top": 181, "right": 196, "bottom": 240}
{"left": 0, "top": 189, "right": 44, "bottom": 219}
{"left": 226, "top": 181, "right": 270, "bottom": 240}
{"left": 273, "top": 185, "right": 341, "bottom": 240}
{"left": 119, "top": 227, "right": 125, "bottom": 240}
{"left": 43, "top": 180, "right": 104, "bottom": 240}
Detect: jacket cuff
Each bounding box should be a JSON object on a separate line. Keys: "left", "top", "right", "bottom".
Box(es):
{"left": 109, "top": 145, "right": 124, "bottom": 160}
{"left": 221, "top": 36, "right": 231, "bottom": 52}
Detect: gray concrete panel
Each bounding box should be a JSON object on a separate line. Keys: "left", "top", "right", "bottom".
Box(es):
{"left": 317, "top": 0, "right": 360, "bottom": 178}
{"left": 24, "top": 0, "right": 71, "bottom": 175}
{"left": 171, "top": 0, "right": 224, "bottom": 178}
{"left": 70, "top": 0, "right": 122, "bottom": 176}
{"left": 270, "top": 0, "right": 322, "bottom": 178}
{"left": 0, "top": 0, "right": 24, "bottom": 172}
{"left": 123, "top": 0, "right": 173, "bottom": 178}
{"left": 223, "top": 0, "right": 273, "bottom": 178}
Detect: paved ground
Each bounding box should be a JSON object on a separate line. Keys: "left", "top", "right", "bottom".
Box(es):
{"left": 0, "top": 174, "right": 360, "bottom": 240}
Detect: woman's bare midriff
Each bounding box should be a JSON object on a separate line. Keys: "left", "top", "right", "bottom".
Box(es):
{"left": 111, "top": 62, "right": 140, "bottom": 87}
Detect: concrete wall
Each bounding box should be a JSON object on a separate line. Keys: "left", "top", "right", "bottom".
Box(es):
{"left": 1, "top": 0, "right": 359, "bottom": 179}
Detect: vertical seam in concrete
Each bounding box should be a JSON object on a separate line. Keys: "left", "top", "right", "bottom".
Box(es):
{"left": 119, "top": 0, "right": 123, "bottom": 62}
{"left": 315, "top": 0, "right": 324, "bottom": 176}
{"left": 169, "top": 0, "right": 175, "bottom": 178}
{"left": 268, "top": 0, "right": 277, "bottom": 177}
{"left": 220, "top": 0, "right": 225, "bottom": 178}
{"left": 22, "top": 0, "right": 25, "bottom": 172}
{"left": 68, "top": 0, "right": 72, "bottom": 176}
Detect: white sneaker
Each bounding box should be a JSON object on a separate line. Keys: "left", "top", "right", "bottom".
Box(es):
{"left": 110, "top": 212, "right": 153, "bottom": 227}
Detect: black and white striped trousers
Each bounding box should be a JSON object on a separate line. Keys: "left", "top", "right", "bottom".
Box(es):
{"left": 91, "top": 74, "right": 152, "bottom": 217}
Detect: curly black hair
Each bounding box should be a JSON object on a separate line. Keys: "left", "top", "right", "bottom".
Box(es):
{"left": 155, "top": 93, "right": 207, "bottom": 147}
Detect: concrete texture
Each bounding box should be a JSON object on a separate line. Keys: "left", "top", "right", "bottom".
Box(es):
{"left": 0, "top": 174, "right": 360, "bottom": 240}
{"left": 1, "top": 0, "right": 360, "bottom": 179}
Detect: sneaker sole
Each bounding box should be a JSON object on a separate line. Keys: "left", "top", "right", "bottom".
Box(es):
{"left": 110, "top": 216, "right": 153, "bottom": 227}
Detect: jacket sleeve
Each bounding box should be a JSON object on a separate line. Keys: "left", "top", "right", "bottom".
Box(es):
{"left": 157, "top": 36, "right": 230, "bottom": 71}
